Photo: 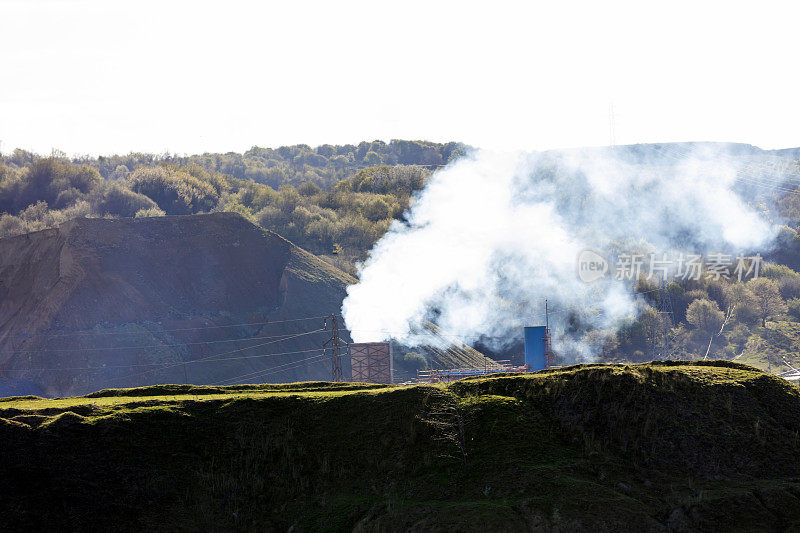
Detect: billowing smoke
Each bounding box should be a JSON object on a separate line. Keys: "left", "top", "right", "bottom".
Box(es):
{"left": 342, "top": 143, "right": 786, "bottom": 361}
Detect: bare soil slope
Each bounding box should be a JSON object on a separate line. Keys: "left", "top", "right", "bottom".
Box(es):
{"left": 0, "top": 213, "right": 355, "bottom": 396}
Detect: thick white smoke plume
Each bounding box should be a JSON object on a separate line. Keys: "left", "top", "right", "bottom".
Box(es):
{"left": 342, "top": 144, "right": 785, "bottom": 361}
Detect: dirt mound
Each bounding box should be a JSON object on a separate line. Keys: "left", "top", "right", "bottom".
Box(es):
{"left": 0, "top": 213, "right": 355, "bottom": 396}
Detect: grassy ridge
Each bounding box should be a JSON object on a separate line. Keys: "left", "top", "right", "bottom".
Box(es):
{"left": 1, "top": 362, "right": 800, "bottom": 531}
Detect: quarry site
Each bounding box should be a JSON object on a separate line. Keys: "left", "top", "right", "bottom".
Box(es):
{"left": 3, "top": 146, "right": 800, "bottom": 532}
{"left": 4, "top": 2, "right": 800, "bottom": 531}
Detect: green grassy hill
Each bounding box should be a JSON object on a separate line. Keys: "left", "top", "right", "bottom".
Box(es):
{"left": 1, "top": 361, "right": 800, "bottom": 531}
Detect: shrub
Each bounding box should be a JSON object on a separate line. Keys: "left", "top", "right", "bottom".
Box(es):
{"left": 20, "top": 201, "right": 54, "bottom": 225}
{"left": 53, "top": 187, "right": 84, "bottom": 209}
{"left": 363, "top": 197, "right": 391, "bottom": 221}
{"left": 128, "top": 166, "right": 219, "bottom": 215}
{"left": 291, "top": 206, "right": 316, "bottom": 227}
{"left": 90, "top": 183, "right": 159, "bottom": 218}
{"left": 363, "top": 151, "right": 382, "bottom": 165}
{"left": 297, "top": 181, "right": 321, "bottom": 196}
{"left": 0, "top": 214, "right": 25, "bottom": 238}
{"left": 727, "top": 323, "right": 751, "bottom": 346}
{"left": 276, "top": 185, "right": 300, "bottom": 216}
{"left": 779, "top": 276, "right": 800, "bottom": 299}
{"left": 255, "top": 206, "right": 287, "bottom": 230}
{"left": 135, "top": 207, "right": 166, "bottom": 218}
{"left": 788, "top": 298, "right": 800, "bottom": 320}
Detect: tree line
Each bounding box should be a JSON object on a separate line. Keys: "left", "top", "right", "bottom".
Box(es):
{"left": 0, "top": 141, "right": 464, "bottom": 273}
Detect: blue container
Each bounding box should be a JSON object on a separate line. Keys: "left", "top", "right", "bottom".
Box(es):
{"left": 524, "top": 326, "right": 547, "bottom": 370}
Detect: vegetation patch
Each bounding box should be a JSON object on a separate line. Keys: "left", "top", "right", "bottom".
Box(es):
{"left": 1, "top": 361, "right": 799, "bottom": 531}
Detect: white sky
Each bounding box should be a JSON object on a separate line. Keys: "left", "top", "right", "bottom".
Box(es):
{"left": 1, "top": 0, "right": 799, "bottom": 156}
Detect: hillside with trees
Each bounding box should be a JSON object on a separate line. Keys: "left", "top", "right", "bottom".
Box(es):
{"left": 0, "top": 140, "right": 463, "bottom": 274}
{"left": 5, "top": 141, "right": 800, "bottom": 373}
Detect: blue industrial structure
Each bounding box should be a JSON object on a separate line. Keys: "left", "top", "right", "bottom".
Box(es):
{"left": 416, "top": 313, "right": 554, "bottom": 383}
{"left": 524, "top": 326, "right": 548, "bottom": 371}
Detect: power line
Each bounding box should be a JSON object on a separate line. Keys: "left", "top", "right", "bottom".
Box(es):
{"left": 215, "top": 353, "right": 328, "bottom": 385}
{"left": 655, "top": 144, "right": 800, "bottom": 196}
{"left": 13, "top": 315, "right": 330, "bottom": 341}
{"left": 6, "top": 329, "right": 328, "bottom": 354}
{"left": 108, "top": 327, "right": 326, "bottom": 384}
{"left": 0, "top": 347, "right": 324, "bottom": 373}
{"left": 217, "top": 354, "right": 327, "bottom": 385}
